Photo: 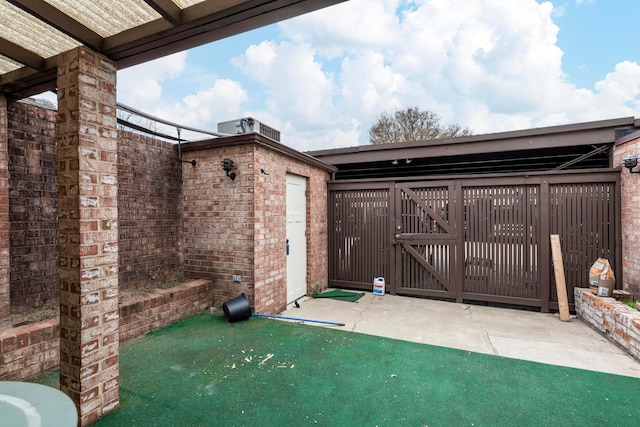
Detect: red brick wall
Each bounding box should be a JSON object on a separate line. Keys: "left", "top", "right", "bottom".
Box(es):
{"left": 0, "top": 319, "right": 59, "bottom": 381}
{"left": 118, "top": 279, "right": 212, "bottom": 342}
{"left": 3, "top": 100, "right": 330, "bottom": 320}
{"left": 117, "top": 131, "right": 183, "bottom": 289}
{"left": 182, "top": 136, "right": 331, "bottom": 313}
{"left": 614, "top": 134, "right": 640, "bottom": 298}
{"left": 253, "top": 147, "right": 285, "bottom": 312}
{"left": 0, "top": 96, "right": 9, "bottom": 320}
{"left": 182, "top": 144, "right": 256, "bottom": 305}
{"left": 253, "top": 145, "right": 330, "bottom": 313}
{"left": 0, "top": 279, "right": 212, "bottom": 381}
{"left": 1, "top": 102, "right": 185, "bottom": 312}
{"left": 6, "top": 100, "right": 58, "bottom": 310}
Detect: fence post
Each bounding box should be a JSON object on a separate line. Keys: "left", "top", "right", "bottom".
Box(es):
{"left": 454, "top": 180, "right": 464, "bottom": 303}
{"left": 539, "top": 180, "right": 551, "bottom": 312}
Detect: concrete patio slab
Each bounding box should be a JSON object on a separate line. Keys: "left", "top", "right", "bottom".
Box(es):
{"left": 281, "top": 291, "right": 640, "bottom": 378}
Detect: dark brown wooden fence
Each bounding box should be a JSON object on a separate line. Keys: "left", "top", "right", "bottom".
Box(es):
{"left": 329, "top": 182, "right": 392, "bottom": 286}
{"left": 328, "top": 171, "right": 621, "bottom": 311}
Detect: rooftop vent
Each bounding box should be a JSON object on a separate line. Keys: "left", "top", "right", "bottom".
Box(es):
{"left": 217, "top": 117, "right": 281, "bottom": 142}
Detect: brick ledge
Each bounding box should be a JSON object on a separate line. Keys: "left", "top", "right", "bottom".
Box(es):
{"left": 0, "top": 279, "right": 212, "bottom": 381}
{"left": 574, "top": 287, "right": 640, "bottom": 361}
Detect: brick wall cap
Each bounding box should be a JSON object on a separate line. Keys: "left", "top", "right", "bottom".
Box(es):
{"left": 180, "top": 133, "right": 337, "bottom": 173}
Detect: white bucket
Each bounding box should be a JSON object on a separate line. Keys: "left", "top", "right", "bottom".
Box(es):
{"left": 373, "top": 277, "right": 385, "bottom": 296}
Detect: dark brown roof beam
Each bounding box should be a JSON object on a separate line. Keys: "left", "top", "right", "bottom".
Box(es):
{"left": 106, "top": 0, "right": 346, "bottom": 68}
{"left": 6, "top": 0, "right": 103, "bottom": 51}
{"left": 102, "top": 0, "right": 268, "bottom": 58}
{"left": 142, "top": 0, "right": 183, "bottom": 26}
{"left": 102, "top": 0, "right": 247, "bottom": 54}
{"left": 0, "top": 51, "right": 59, "bottom": 98}
{"left": 0, "top": 37, "right": 45, "bottom": 71}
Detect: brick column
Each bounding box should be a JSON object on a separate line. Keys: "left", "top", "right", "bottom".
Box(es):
{"left": 57, "top": 47, "right": 120, "bottom": 425}
{"left": 0, "top": 95, "right": 9, "bottom": 321}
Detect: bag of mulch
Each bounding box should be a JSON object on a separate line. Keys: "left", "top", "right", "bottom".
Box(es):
{"left": 588, "top": 258, "right": 615, "bottom": 297}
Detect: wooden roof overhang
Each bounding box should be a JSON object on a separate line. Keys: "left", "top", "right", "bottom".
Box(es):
{"left": 308, "top": 117, "right": 640, "bottom": 179}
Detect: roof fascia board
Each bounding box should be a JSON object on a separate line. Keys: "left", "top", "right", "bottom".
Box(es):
{"left": 310, "top": 117, "right": 635, "bottom": 157}
{"left": 312, "top": 127, "right": 620, "bottom": 165}
{"left": 330, "top": 168, "right": 622, "bottom": 185}
{"left": 309, "top": 117, "right": 635, "bottom": 165}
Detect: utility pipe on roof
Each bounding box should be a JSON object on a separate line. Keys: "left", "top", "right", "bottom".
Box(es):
{"left": 117, "top": 102, "right": 234, "bottom": 138}
{"left": 116, "top": 117, "right": 182, "bottom": 141}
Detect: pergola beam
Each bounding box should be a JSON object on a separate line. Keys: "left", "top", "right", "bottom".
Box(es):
{"left": 7, "top": 0, "right": 103, "bottom": 51}
{"left": 142, "top": 0, "right": 183, "bottom": 26}
{"left": 0, "top": 37, "right": 45, "bottom": 71}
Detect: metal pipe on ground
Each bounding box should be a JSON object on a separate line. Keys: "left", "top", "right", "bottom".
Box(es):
{"left": 252, "top": 313, "right": 345, "bottom": 326}
{"left": 222, "top": 294, "right": 344, "bottom": 326}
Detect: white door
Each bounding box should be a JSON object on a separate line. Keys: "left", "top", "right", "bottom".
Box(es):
{"left": 286, "top": 174, "right": 307, "bottom": 304}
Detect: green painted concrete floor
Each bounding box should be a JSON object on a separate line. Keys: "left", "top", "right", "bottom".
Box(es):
{"left": 35, "top": 312, "right": 640, "bottom": 426}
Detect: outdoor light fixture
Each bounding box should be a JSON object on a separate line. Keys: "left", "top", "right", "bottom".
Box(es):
{"left": 222, "top": 158, "right": 236, "bottom": 180}
{"left": 623, "top": 154, "right": 640, "bottom": 174}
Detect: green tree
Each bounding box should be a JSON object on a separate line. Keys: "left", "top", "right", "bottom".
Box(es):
{"left": 369, "top": 107, "right": 471, "bottom": 144}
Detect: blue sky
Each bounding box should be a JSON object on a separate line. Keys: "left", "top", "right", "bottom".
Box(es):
{"left": 554, "top": 0, "right": 639, "bottom": 89}
{"left": 107, "top": 0, "right": 640, "bottom": 151}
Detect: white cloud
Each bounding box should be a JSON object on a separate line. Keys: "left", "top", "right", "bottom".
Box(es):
{"left": 276, "top": 0, "right": 638, "bottom": 142}
{"left": 270, "top": 0, "right": 577, "bottom": 139}
{"left": 144, "top": 78, "right": 249, "bottom": 139}
{"left": 587, "top": 61, "right": 640, "bottom": 118}
{"left": 551, "top": 4, "right": 566, "bottom": 18}
{"left": 112, "top": 0, "right": 640, "bottom": 150}
{"left": 172, "top": 79, "right": 248, "bottom": 125}
{"left": 117, "top": 52, "right": 187, "bottom": 107}
{"left": 279, "top": 0, "right": 402, "bottom": 57}
{"left": 232, "top": 40, "right": 336, "bottom": 126}
{"left": 32, "top": 90, "right": 58, "bottom": 107}
{"left": 116, "top": 52, "right": 251, "bottom": 139}
{"left": 339, "top": 50, "right": 406, "bottom": 115}
{"left": 281, "top": 118, "right": 362, "bottom": 151}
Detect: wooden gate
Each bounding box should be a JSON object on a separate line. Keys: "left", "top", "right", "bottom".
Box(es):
{"left": 328, "top": 171, "right": 621, "bottom": 311}
{"left": 394, "top": 182, "right": 459, "bottom": 300}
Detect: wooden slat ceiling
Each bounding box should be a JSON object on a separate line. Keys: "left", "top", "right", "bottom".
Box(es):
{"left": 0, "top": 0, "right": 346, "bottom": 99}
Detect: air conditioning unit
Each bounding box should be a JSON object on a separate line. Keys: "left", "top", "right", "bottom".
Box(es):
{"left": 217, "top": 117, "right": 281, "bottom": 142}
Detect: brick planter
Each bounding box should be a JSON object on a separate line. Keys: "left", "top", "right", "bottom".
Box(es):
{"left": 574, "top": 287, "right": 640, "bottom": 361}
{"left": 0, "top": 279, "right": 212, "bottom": 381}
